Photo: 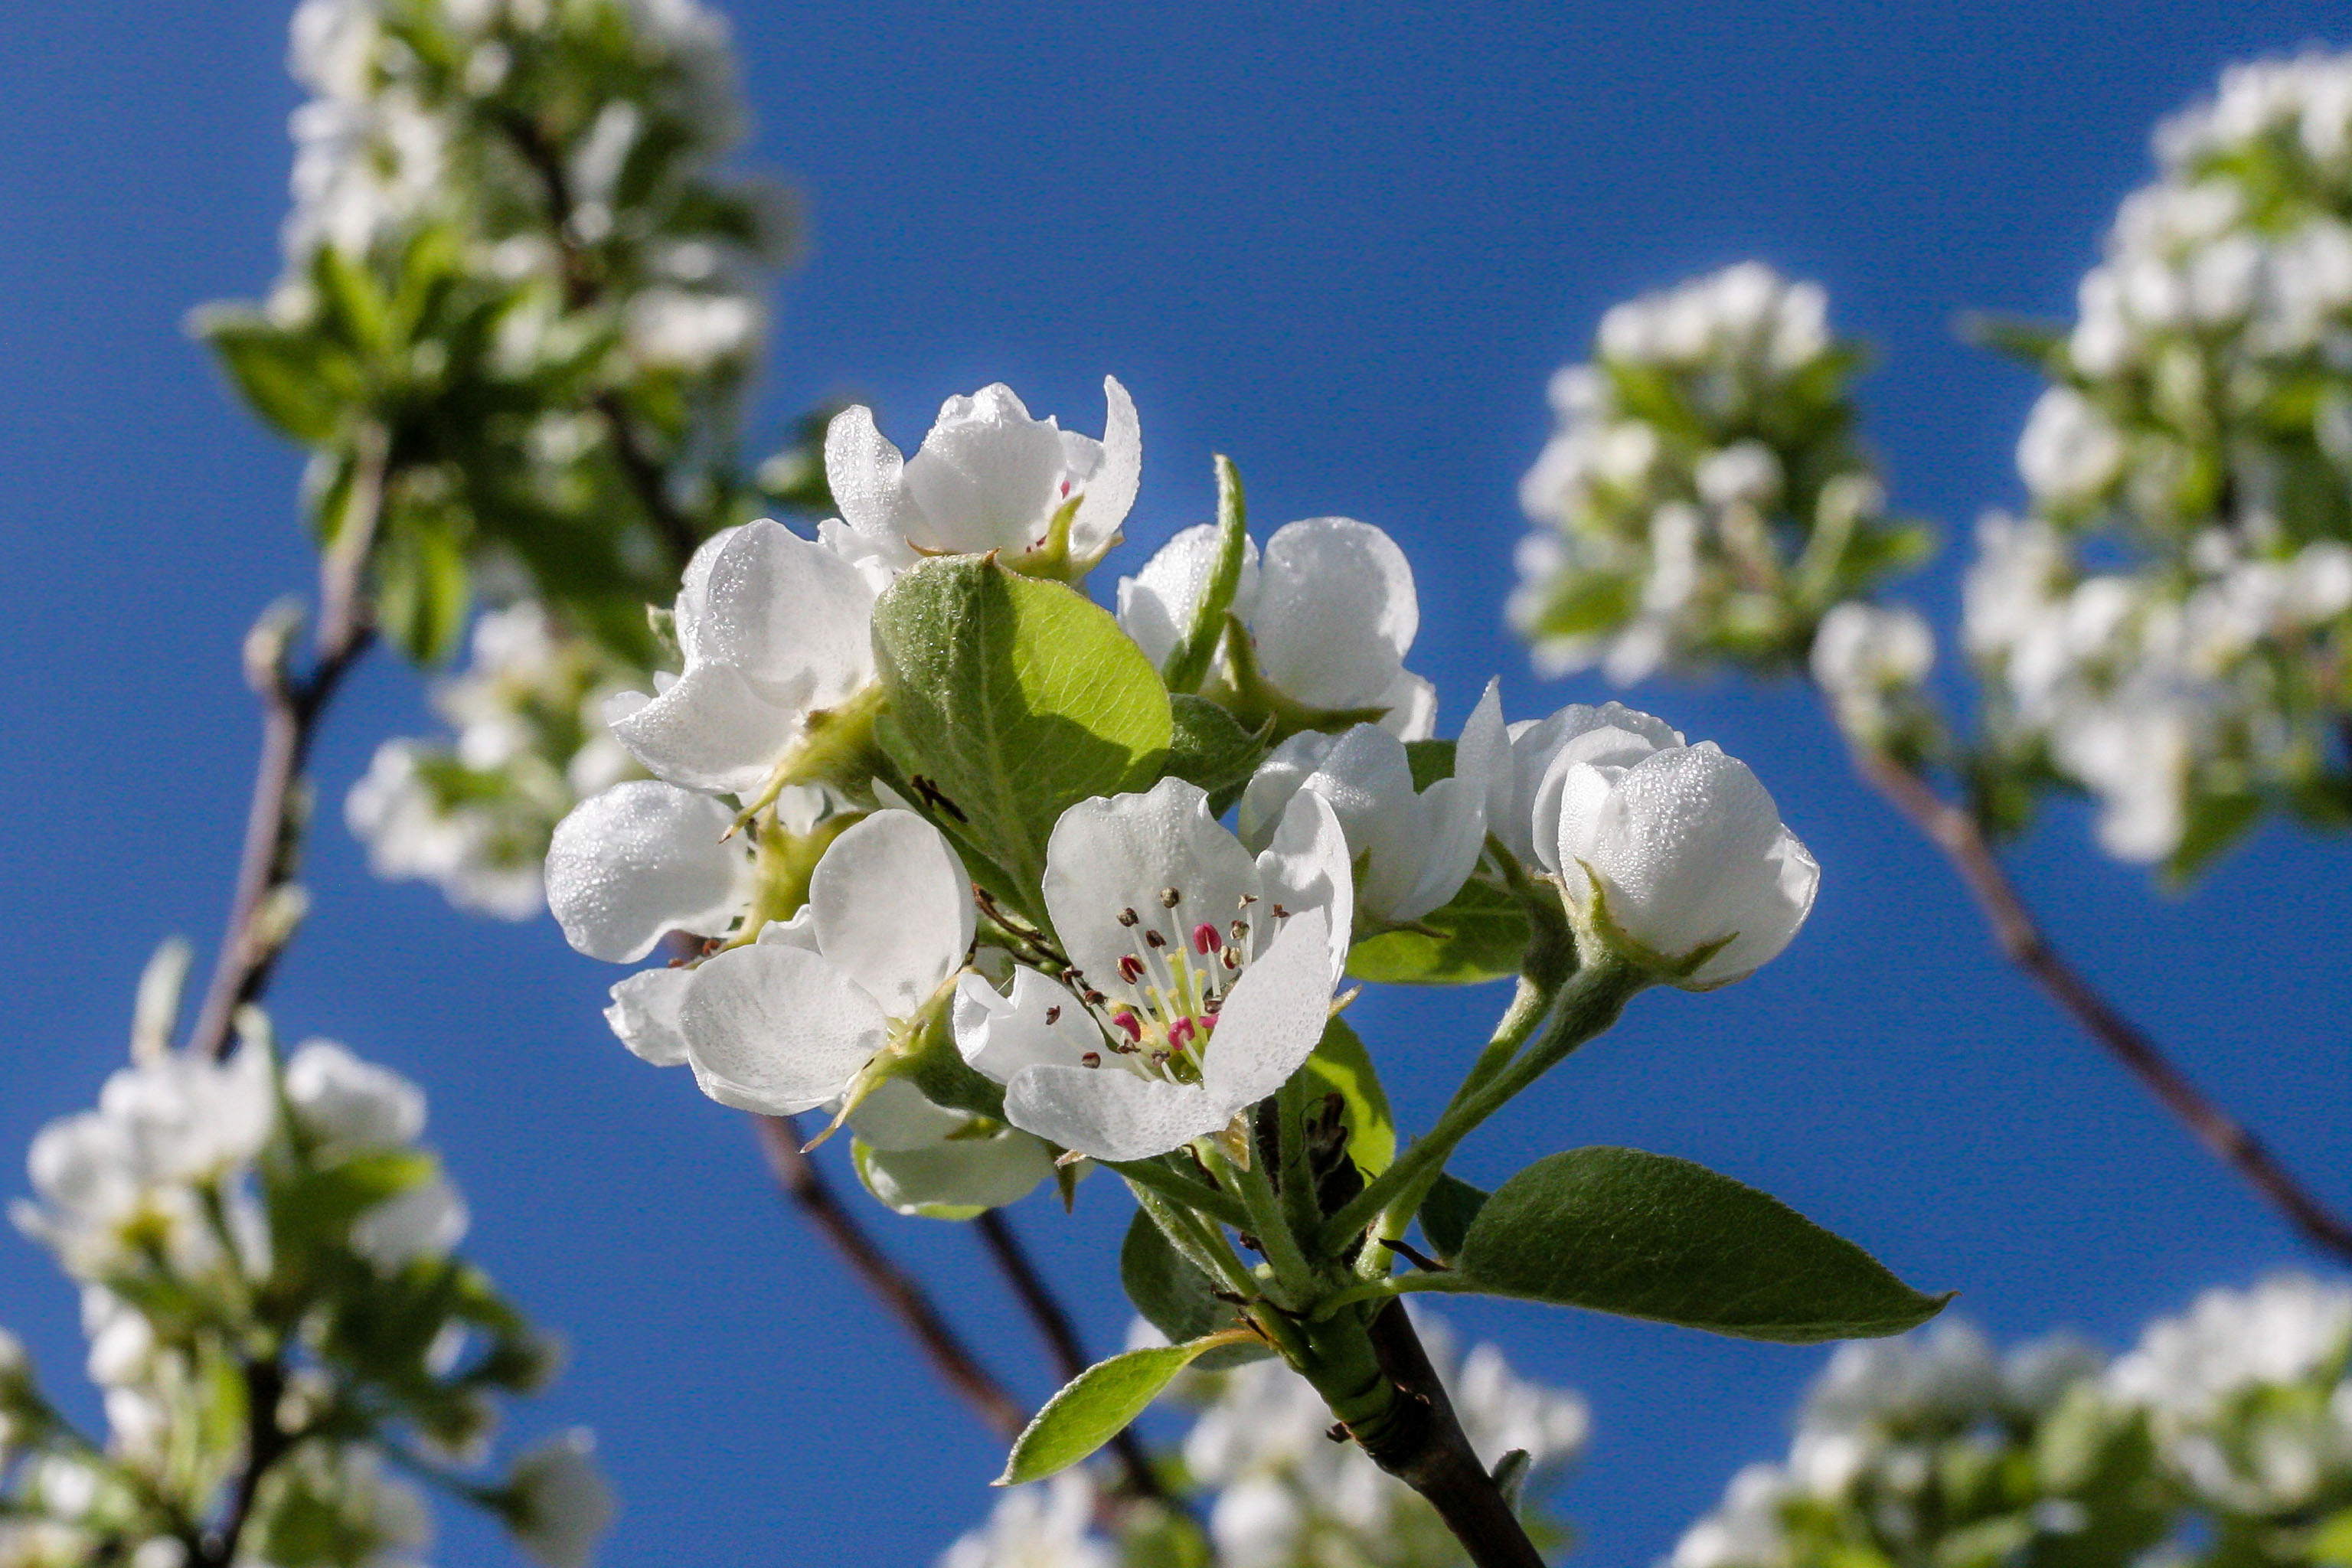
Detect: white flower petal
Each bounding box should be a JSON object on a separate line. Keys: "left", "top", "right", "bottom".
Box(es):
{"left": 1201, "top": 908, "right": 1333, "bottom": 1112}
{"left": 1044, "top": 778, "right": 1259, "bottom": 1011}
{"left": 810, "top": 810, "right": 973, "bottom": 1016}
{"left": 902, "top": 384, "right": 1070, "bottom": 554}
{"left": 1253, "top": 788, "right": 1355, "bottom": 972}
{"left": 603, "top": 967, "right": 697, "bottom": 1067}
{"left": 546, "top": 782, "right": 746, "bottom": 962}
{"left": 1250, "top": 518, "right": 1417, "bottom": 710}
{"left": 955, "top": 970, "right": 1102, "bottom": 1084}
{"left": 847, "top": 1078, "right": 970, "bottom": 1152}
{"left": 606, "top": 662, "right": 795, "bottom": 795}
{"left": 1376, "top": 669, "right": 1438, "bottom": 740}
{"left": 679, "top": 944, "right": 891, "bottom": 1115}
{"left": 1070, "top": 374, "right": 1142, "bottom": 558}
{"left": 822, "top": 406, "right": 924, "bottom": 552}
{"left": 1395, "top": 680, "right": 1506, "bottom": 920}
{"left": 690, "top": 519, "right": 877, "bottom": 707}
{"left": 858, "top": 1129, "right": 1055, "bottom": 1214}
{"left": 1002, "top": 1067, "right": 1228, "bottom": 1163}
{"left": 1689, "top": 825, "right": 1820, "bottom": 988}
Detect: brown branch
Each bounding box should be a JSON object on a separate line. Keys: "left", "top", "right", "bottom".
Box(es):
{"left": 1852, "top": 746, "right": 2352, "bottom": 1263}
{"left": 194, "top": 1357, "right": 289, "bottom": 1568}
{"left": 972, "top": 1210, "right": 1170, "bottom": 1504}
{"left": 751, "top": 1115, "right": 1028, "bottom": 1439}
{"left": 188, "top": 426, "right": 387, "bottom": 1062}
{"left": 1358, "top": 1302, "right": 1545, "bottom": 1568}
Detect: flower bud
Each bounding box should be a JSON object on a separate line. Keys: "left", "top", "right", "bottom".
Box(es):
{"left": 1553, "top": 740, "right": 1818, "bottom": 989}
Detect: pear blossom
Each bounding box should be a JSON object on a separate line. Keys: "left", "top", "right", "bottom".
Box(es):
{"left": 1551, "top": 733, "right": 1818, "bottom": 988}
{"left": 953, "top": 779, "right": 1353, "bottom": 1161}
{"left": 939, "top": 1472, "right": 1112, "bottom": 1568}
{"left": 507, "top": 1429, "right": 614, "bottom": 1568}
{"left": 1236, "top": 681, "right": 1507, "bottom": 925}
{"left": 678, "top": 810, "right": 973, "bottom": 1116}
{"left": 823, "top": 378, "right": 1141, "bottom": 571}
{"left": 1118, "top": 517, "right": 1438, "bottom": 737}
{"left": 603, "top": 519, "right": 879, "bottom": 796}
{"left": 1810, "top": 601, "right": 1937, "bottom": 743}
{"left": 350, "top": 1179, "right": 470, "bottom": 1273}
{"left": 283, "top": 1039, "right": 427, "bottom": 1155}
{"left": 1482, "top": 701, "right": 1686, "bottom": 872}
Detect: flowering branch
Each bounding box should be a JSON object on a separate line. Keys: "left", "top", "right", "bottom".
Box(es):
{"left": 1850, "top": 743, "right": 2352, "bottom": 1263}
{"left": 187, "top": 421, "right": 388, "bottom": 1061}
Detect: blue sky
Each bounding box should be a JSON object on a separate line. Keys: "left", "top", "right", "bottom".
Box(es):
{"left": 4, "top": 2, "right": 2350, "bottom": 1563}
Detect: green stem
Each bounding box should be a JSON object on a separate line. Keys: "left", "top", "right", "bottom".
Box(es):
{"left": 1221, "top": 1144, "right": 1315, "bottom": 1307}
{"left": 1318, "top": 956, "right": 1641, "bottom": 1256}
{"left": 1126, "top": 1181, "right": 1259, "bottom": 1302}
{"left": 1109, "top": 1155, "right": 1250, "bottom": 1232}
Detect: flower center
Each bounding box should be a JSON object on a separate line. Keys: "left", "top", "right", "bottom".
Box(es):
{"left": 1067, "top": 886, "right": 1282, "bottom": 1087}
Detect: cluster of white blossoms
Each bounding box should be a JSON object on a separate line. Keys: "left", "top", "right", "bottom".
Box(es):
{"left": 940, "top": 1317, "right": 1588, "bottom": 1568}
{"left": 349, "top": 603, "right": 643, "bottom": 919}
{"left": 541, "top": 376, "right": 1821, "bottom": 1210}
{"left": 0, "top": 1028, "right": 609, "bottom": 1568}
{"left": 1513, "top": 263, "right": 1922, "bottom": 684}
{"left": 1671, "top": 1275, "right": 2352, "bottom": 1568}
{"left": 1970, "top": 51, "right": 2352, "bottom": 868}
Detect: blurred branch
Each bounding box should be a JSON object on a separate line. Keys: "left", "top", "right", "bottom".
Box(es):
{"left": 1851, "top": 745, "right": 2352, "bottom": 1264}
{"left": 188, "top": 423, "right": 387, "bottom": 1061}
{"left": 750, "top": 1116, "right": 1027, "bottom": 1439}
{"left": 974, "top": 1210, "right": 1171, "bottom": 1504}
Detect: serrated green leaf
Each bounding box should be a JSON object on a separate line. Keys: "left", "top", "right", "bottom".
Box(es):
{"left": 1119, "top": 1211, "right": 1270, "bottom": 1370}
{"left": 872, "top": 557, "right": 1172, "bottom": 906}
{"left": 1417, "top": 1171, "right": 1490, "bottom": 1263}
{"left": 1300, "top": 1014, "right": 1394, "bottom": 1175}
{"left": 999, "top": 1331, "right": 1250, "bottom": 1485}
{"left": 1348, "top": 878, "right": 1530, "bottom": 985}
{"left": 1455, "top": 1147, "right": 1951, "bottom": 1343}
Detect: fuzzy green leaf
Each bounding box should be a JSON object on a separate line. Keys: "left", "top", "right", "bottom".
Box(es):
{"left": 1166, "top": 694, "right": 1274, "bottom": 808}
{"left": 999, "top": 1332, "right": 1247, "bottom": 1485}
{"left": 1417, "top": 1171, "right": 1490, "bottom": 1263}
{"left": 1348, "top": 879, "right": 1530, "bottom": 986}
{"left": 1455, "top": 1147, "right": 1951, "bottom": 1342}
{"left": 872, "top": 556, "right": 1172, "bottom": 906}
{"left": 1119, "top": 1211, "right": 1269, "bottom": 1369}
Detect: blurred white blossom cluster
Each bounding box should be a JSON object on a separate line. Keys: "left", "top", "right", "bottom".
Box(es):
{"left": 1671, "top": 1274, "right": 2352, "bottom": 1568}
{"left": 0, "top": 1001, "right": 606, "bottom": 1568}
{"left": 1970, "top": 51, "right": 2352, "bottom": 870}
{"left": 1513, "top": 263, "right": 1926, "bottom": 684}
{"left": 941, "top": 1317, "right": 1589, "bottom": 1568}
{"left": 348, "top": 602, "right": 643, "bottom": 919}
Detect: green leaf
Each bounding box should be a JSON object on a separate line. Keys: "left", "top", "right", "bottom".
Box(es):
{"left": 375, "top": 515, "right": 472, "bottom": 665}
{"left": 1348, "top": 878, "right": 1530, "bottom": 985}
{"left": 1455, "top": 1147, "right": 1952, "bottom": 1343}
{"left": 871, "top": 557, "right": 1172, "bottom": 904}
{"left": 1166, "top": 694, "right": 1273, "bottom": 809}
{"left": 1119, "top": 1211, "right": 1269, "bottom": 1370}
{"left": 1403, "top": 738, "right": 1455, "bottom": 792}
{"left": 1299, "top": 1014, "right": 1394, "bottom": 1175}
{"left": 191, "top": 309, "right": 355, "bottom": 446}
{"left": 1417, "top": 1171, "right": 1489, "bottom": 1263}
{"left": 267, "top": 1149, "right": 439, "bottom": 1263}
{"left": 1160, "top": 455, "right": 1251, "bottom": 694}
{"left": 1001, "top": 1333, "right": 1249, "bottom": 1485}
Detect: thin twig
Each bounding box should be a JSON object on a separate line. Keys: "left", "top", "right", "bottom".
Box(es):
{"left": 188, "top": 427, "right": 387, "bottom": 1062}
{"left": 751, "top": 1116, "right": 1028, "bottom": 1439}
{"left": 1852, "top": 746, "right": 2352, "bottom": 1263}
{"left": 195, "top": 1357, "right": 289, "bottom": 1568}
{"left": 973, "top": 1211, "right": 1170, "bottom": 1504}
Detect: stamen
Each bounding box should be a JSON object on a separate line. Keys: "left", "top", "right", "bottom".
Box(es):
{"left": 1080, "top": 1051, "right": 1101, "bottom": 1068}
{"left": 1117, "top": 908, "right": 1140, "bottom": 927}
{"left": 1118, "top": 955, "right": 1145, "bottom": 984}
{"left": 1220, "top": 945, "right": 1243, "bottom": 969}
{"left": 1239, "top": 893, "right": 1258, "bottom": 905}
{"left": 1192, "top": 923, "right": 1219, "bottom": 956}
{"left": 1111, "top": 1011, "right": 1143, "bottom": 1041}
{"left": 1044, "top": 1006, "right": 1060, "bottom": 1024}
{"left": 1083, "top": 988, "right": 1107, "bottom": 1006}
{"left": 1230, "top": 920, "right": 1249, "bottom": 941}
{"left": 1143, "top": 929, "right": 1167, "bottom": 949}
{"left": 1272, "top": 903, "right": 1289, "bottom": 920}
{"left": 1168, "top": 1017, "right": 1197, "bottom": 1051}
{"left": 1159, "top": 887, "right": 1181, "bottom": 909}
{"left": 1204, "top": 994, "right": 1224, "bottom": 1014}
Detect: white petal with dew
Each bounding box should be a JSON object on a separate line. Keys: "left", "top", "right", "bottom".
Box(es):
{"left": 680, "top": 945, "right": 891, "bottom": 1115}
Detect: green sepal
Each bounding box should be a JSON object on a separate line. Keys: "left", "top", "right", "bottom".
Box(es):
{"left": 1161, "top": 454, "right": 1252, "bottom": 694}
{"left": 1453, "top": 1146, "right": 1951, "bottom": 1343}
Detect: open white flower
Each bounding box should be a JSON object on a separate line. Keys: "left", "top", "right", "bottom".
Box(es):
{"left": 952, "top": 779, "right": 1351, "bottom": 1161}
{"left": 823, "top": 378, "right": 1141, "bottom": 571}
{"left": 603, "top": 520, "right": 879, "bottom": 795}
{"left": 678, "top": 811, "right": 973, "bottom": 1116}
{"left": 1236, "top": 681, "right": 1507, "bottom": 925}
{"left": 283, "top": 1040, "right": 426, "bottom": 1155}
{"left": 1118, "top": 517, "right": 1436, "bottom": 737}
{"left": 1553, "top": 738, "right": 1818, "bottom": 988}
{"left": 507, "top": 1429, "right": 614, "bottom": 1568}
{"left": 545, "top": 780, "right": 756, "bottom": 964}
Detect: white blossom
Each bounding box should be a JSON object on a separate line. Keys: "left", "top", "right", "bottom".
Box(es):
{"left": 545, "top": 780, "right": 756, "bottom": 963}
{"left": 1119, "top": 517, "right": 1438, "bottom": 737}
{"left": 1236, "top": 681, "right": 1506, "bottom": 924}
{"left": 1552, "top": 733, "right": 1818, "bottom": 988}
{"left": 508, "top": 1429, "right": 614, "bottom": 1568}
{"left": 283, "top": 1039, "right": 428, "bottom": 1155}
{"left": 351, "top": 1179, "right": 470, "bottom": 1273}
{"left": 954, "top": 779, "right": 1352, "bottom": 1161}
{"left": 825, "top": 379, "right": 1141, "bottom": 570}
{"left": 938, "top": 1472, "right": 1112, "bottom": 1568}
